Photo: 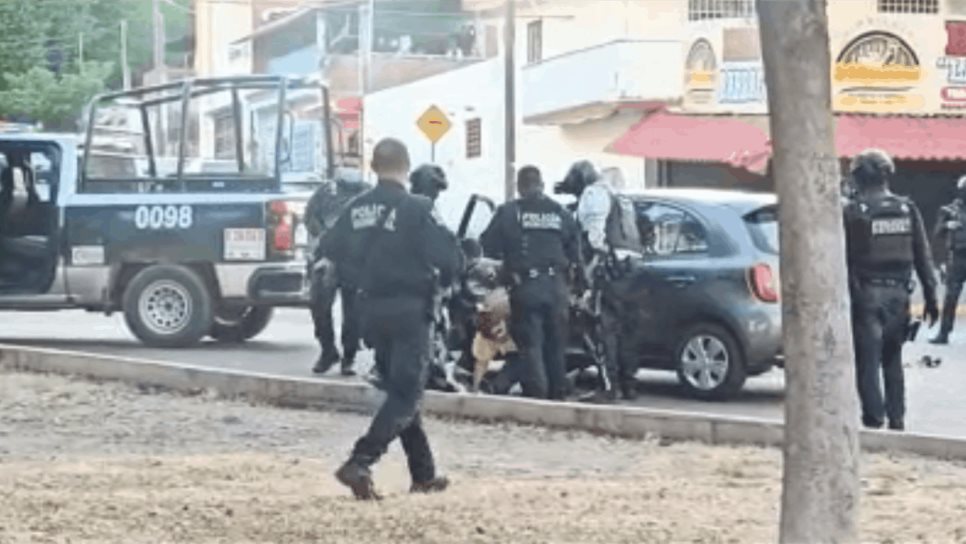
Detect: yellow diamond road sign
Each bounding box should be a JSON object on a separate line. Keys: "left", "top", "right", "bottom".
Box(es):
{"left": 417, "top": 105, "right": 452, "bottom": 144}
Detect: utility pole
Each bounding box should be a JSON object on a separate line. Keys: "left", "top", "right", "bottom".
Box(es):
{"left": 503, "top": 0, "right": 516, "bottom": 202}
{"left": 757, "top": 1, "right": 860, "bottom": 542}
{"left": 358, "top": 1, "right": 371, "bottom": 180}
{"left": 120, "top": 20, "right": 131, "bottom": 90}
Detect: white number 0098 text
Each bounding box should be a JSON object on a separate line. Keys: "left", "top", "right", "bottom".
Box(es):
{"left": 134, "top": 205, "right": 193, "bottom": 230}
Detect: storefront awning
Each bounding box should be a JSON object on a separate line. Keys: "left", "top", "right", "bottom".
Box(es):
{"left": 835, "top": 115, "right": 966, "bottom": 161}
{"left": 608, "top": 110, "right": 771, "bottom": 174}
{"left": 611, "top": 111, "right": 966, "bottom": 173}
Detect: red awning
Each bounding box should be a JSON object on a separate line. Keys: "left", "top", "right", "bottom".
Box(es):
{"left": 835, "top": 115, "right": 966, "bottom": 161}
{"left": 608, "top": 110, "right": 771, "bottom": 174}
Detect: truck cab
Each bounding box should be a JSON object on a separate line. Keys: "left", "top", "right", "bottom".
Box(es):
{"left": 0, "top": 76, "right": 338, "bottom": 347}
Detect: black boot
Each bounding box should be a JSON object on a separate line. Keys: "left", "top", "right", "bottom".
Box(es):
{"left": 621, "top": 380, "right": 639, "bottom": 401}
{"left": 312, "top": 346, "right": 340, "bottom": 375}
{"left": 340, "top": 356, "right": 357, "bottom": 377}
{"left": 410, "top": 476, "right": 450, "bottom": 494}
{"left": 579, "top": 388, "right": 619, "bottom": 404}
{"left": 335, "top": 460, "right": 381, "bottom": 501}
{"left": 888, "top": 419, "right": 905, "bottom": 432}
{"left": 929, "top": 332, "right": 950, "bottom": 345}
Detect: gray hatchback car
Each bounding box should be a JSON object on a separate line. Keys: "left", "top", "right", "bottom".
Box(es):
{"left": 611, "top": 188, "right": 782, "bottom": 400}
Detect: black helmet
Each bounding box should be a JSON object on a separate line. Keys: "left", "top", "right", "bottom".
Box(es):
{"left": 409, "top": 164, "right": 448, "bottom": 201}
{"left": 850, "top": 148, "right": 894, "bottom": 189}
{"left": 554, "top": 160, "right": 599, "bottom": 197}
{"left": 957, "top": 175, "right": 966, "bottom": 201}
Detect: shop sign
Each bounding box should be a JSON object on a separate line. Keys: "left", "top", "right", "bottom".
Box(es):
{"left": 938, "top": 21, "right": 966, "bottom": 110}
{"left": 833, "top": 31, "right": 924, "bottom": 112}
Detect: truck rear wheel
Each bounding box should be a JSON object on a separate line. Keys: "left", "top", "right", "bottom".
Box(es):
{"left": 122, "top": 265, "right": 214, "bottom": 348}
{"left": 209, "top": 306, "right": 274, "bottom": 343}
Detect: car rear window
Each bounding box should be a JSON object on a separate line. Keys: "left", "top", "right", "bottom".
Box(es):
{"left": 744, "top": 205, "right": 779, "bottom": 255}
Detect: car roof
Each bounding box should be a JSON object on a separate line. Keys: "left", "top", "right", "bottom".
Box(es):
{"left": 622, "top": 188, "right": 777, "bottom": 215}
{"left": 0, "top": 132, "right": 79, "bottom": 146}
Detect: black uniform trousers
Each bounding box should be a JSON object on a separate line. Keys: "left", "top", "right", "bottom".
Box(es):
{"left": 600, "top": 281, "right": 639, "bottom": 392}
{"left": 309, "top": 270, "right": 361, "bottom": 359}
{"left": 509, "top": 274, "right": 569, "bottom": 400}
{"left": 351, "top": 296, "right": 435, "bottom": 484}
{"left": 851, "top": 282, "right": 910, "bottom": 428}
{"left": 939, "top": 253, "right": 966, "bottom": 336}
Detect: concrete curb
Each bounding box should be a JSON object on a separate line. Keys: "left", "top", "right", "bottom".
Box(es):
{"left": 2, "top": 344, "right": 966, "bottom": 460}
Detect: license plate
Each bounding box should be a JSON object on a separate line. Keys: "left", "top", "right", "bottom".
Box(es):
{"left": 224, "top": 228, "right": 266, "bottom": 261}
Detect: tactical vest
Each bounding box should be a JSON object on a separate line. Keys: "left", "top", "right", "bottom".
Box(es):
{"left": 951, "top": 205, "right": 966, "bottom": 251}
{"left": 605, "top": 194, "right": 642, "bottom": 250}
{"left": 852, "top": 195, "right": 915, "bottom": 272}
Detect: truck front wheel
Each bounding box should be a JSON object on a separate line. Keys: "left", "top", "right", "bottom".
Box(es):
{"left": 122, "top": 265, "right": 214, "bottom": 348}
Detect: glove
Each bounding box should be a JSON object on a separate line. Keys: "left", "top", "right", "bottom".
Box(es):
{"left": 925, "top": 299, "right": 940, "bottom": 328}
{"left": 946, "top": 220, "right": 962, "bottom": 231}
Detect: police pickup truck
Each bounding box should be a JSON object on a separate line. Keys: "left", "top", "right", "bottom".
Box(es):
{"left": 0, "top": 76, "right": 337, "bottom": 347}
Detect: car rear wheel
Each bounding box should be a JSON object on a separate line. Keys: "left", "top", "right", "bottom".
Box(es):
{"left": 209, "top": 306, "right": 274, "bottom": 343}
{"left": 674, "top": 323, "right": 746, "bottom": 401}
{"left": 122, "top": 265, "right": 214, "bottom": 348}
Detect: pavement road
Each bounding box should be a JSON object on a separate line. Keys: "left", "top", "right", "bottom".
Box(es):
{"left": 1, "top": 309, "right": 963, "bottom": 438}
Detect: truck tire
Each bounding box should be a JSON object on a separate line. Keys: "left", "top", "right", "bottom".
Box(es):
{"left": 122, "top": 265, "right": 214, "bottom": 348}
{"left": 209, "top": 307, "right": 274, "bottom": 343}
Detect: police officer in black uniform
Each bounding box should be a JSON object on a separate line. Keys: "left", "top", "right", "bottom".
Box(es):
{"left": 305, "top": 171, "right": 372, "bottom": 376}
{"left": 930, "top": 176, "right": 966, "bottom": 345}
{"left": 844, "top": 149, "right": 939, "bottom": 431}
{"left": 481, "top": 166, "right": 581, "bottom": 400}
{"left": 327, "top": 138, "right": 462, "bottom": 500}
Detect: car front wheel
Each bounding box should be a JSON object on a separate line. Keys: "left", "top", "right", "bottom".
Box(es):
{"left": 674, "top": 323, "right": 746, "bottom": 401}
{"left": 122, "top": 265, "right": 214, "bottom": 348}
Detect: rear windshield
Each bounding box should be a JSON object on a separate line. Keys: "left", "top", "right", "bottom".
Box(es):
{"left": 744, "top": 205, "right": 779, "bottom": 255}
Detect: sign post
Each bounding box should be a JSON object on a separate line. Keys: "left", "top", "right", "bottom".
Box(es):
{"left": 417, "top": 105, "right": 452, "bottom": 162}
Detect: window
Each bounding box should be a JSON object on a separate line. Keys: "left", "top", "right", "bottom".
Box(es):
{"left": 527, "top": 20, "right": 542, "bottom": 63}
{"left": 688, "top": 0, "right": 756, "bottom": 21}
{"left": 634, "top": 202, "right": 709, "bottom": 256}
{"left": 466, "top": 118, "right": 482, "bottom": 159}
{"left": 745, "top": 205, "right": 779, "bottom": 255}
{"left": 213, "top": 112, "right": 236, "bottom": 160}
{"left": 877, "top": 0, "right": 938, "bottom": 13}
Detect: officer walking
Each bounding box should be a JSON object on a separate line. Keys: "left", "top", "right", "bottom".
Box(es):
{"left": 930, "top": 176, "right": 966, "bottom": 345}
{"left": 305, "top": 171, "right": 371, "bottom": 376}
{"left": 481, "top": 165, "right": 581, "bottom": 400}
{"left": 326, "top": 138, "right": 461, "bottom": 500}
{"left": 844, "top": 149, "right": 939, "bottom": 431}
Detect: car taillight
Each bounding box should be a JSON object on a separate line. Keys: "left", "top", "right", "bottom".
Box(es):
{"left": 749, "top": 263, "right": 779, "bottom": 303}
{"left": 268, "top": 200, "right": 293, "bottom": 252}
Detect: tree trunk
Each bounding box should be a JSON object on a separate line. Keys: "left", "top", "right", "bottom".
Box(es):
{"left": 756, "top": 1, "right": 861, "bottom": 542}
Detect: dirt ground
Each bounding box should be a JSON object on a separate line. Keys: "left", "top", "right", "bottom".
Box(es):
{"left": 1, "top": 372, "right": 966, "bottom": 544}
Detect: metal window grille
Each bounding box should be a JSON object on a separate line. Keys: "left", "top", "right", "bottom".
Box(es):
{"left": 527, "top": 20, "right": 543, "bottom": 63}
{"left": 466, "top": 118, "right": 482, "bottom": 159}
{"left": 688, "top": 0, "right": 756, "bottom": 21}
{"left": 213, "top": 113, "right": 235, "bottom": 160}
{"left": 877, "top": 0, "right": 939, "bottom": 13}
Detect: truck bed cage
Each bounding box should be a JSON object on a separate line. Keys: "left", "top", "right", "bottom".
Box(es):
{"left": 81, "top": 75, "right": 335, "bottom": 192}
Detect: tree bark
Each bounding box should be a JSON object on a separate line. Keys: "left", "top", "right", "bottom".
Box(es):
{"left": 756, "top": 1, "right": 861, "bottom": 543}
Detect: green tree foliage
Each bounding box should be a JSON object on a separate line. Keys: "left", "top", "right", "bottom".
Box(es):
{"left": 0, "top": 63, "right": 113, "bottom": 130}
{"left": 0, "top": 0, "right": 190, "bottom": 128}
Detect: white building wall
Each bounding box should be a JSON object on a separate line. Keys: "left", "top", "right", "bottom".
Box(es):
{"left": 363, "top": 59, "right": 507, "bottom": 231}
